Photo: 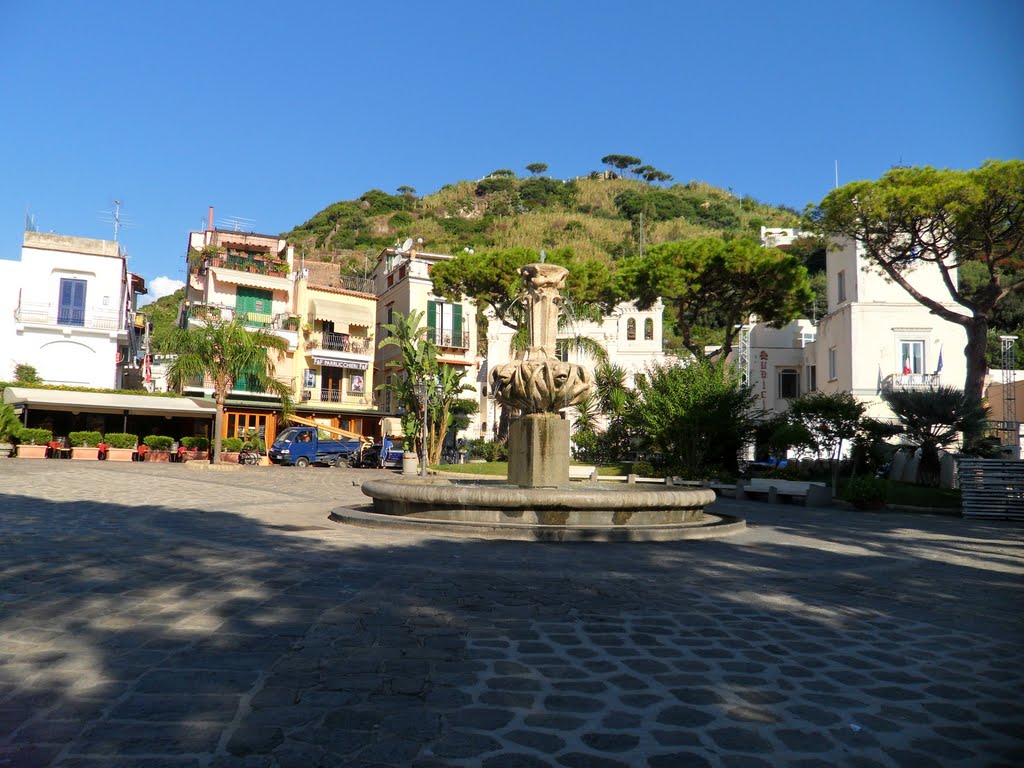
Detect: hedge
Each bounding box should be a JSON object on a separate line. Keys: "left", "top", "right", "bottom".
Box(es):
{"left": 143, "top": 435, "right": 174, "bottom": 451}
{"left": 69, "top": 430, "right": 103, "bottom": 447}
{"left": 15, "top": 427, "right": 52, "bottom": 445}
{"left": 104, "top": 432, "right": 138, "bottom": 449}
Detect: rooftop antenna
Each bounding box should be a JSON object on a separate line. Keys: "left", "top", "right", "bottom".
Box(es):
{"left": 834, "top": 160, "right": 839, "bottom": 189}
{"left": 24, "top": 205, "right": 37, "bottom": 232}
{"left": 99, "top": 199, "right": 133, "bottom": 241}
{"left": 216, "top": 215, "right": 255, "bottom": 232}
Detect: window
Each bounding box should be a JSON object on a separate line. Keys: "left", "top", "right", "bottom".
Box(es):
{"left": 626, "top": 318, "right": 636, "bottom": 341}
{"left": 900, "top": 340, "right": 925, "bottom": 375}
{"left": 778, "top": 368, "right": 799, "bottom": 399}
{"left": 837, "top": 271, "right": 846, "bottom": 303}
{"left": 427, "top": 300, "right": 464, "bottom": 346}
{"left": 644, "top": 318, "right": 654, "bottom": 341}
{"left": 58, "top": 278, "right": 87, "bottom": 326}
{"left": 828, "top": 347, "right": 837, "bottom": 381}
{"left": 807, "top": 365, "right": 817, "bottom": 392}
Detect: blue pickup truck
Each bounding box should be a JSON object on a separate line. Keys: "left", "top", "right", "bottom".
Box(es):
{"left": 268, "top": 427, "right": 363, "bottom": 468}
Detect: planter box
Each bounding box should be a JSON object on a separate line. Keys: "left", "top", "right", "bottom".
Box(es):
{"left": 106, "top": 447, "right": 135, "bottom": 462}
{"left": 181, "top": 449, "right": 210, "bottom": 462}
{"left": 220, "top": 452, "right": 240, "bottom": 465}
{"left": 145, "top": 450, "right": 171, "bottom": 463}
{"left": 17, "top": 444, "right": 48, "bottom": 459}
{"left": 71, "top": 447, "right": 99, "bottom": 460}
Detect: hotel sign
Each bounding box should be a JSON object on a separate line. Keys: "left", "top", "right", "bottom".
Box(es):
{"left": 311, "top": 356, "right": 368, "bottom": 370}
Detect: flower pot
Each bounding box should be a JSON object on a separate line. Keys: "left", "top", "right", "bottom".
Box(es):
{"left": 17, "top": 444, "right": 48, "bottom": 459}
{"left": 220, "top": 452, "right": 240, "bottom": 465}
{"left": 71, "top": 447, "right": 99, "bottom": 460}
{"left": 145, "top": 450, "right": 171, "bottom": 463}
{"left": 106, "top": 447, "right": 135, "bottom": 462}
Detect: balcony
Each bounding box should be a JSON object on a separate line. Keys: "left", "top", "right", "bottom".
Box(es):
{"left": 185, "top": 372, "right": 295, "bottom": 398}
{"left": 428, "top": 328, "right": 471, "bottom": 349}
{"left": 15, "top": 301, "right": 123, "bottom": 332}
{"left": 300, "top": 388, "right": 372, "bottom": 407}
{"left": 317, "top": 332, "right": 374, "bottom": 355}
{"left": 195, "top": 255, "right": 289, "bottom": 277}
{"left": 881, "top": 373, "right": 942, "bottom": 391}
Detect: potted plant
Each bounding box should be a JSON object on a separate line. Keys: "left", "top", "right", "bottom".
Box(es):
{"left": 68, "top": 430, "right": 103, "bottom": 460}
{"left": 283, "top": 315, "right": 301, "bottom": 331}
{"left": 0, "top": 403, "right": 19, "bottom": 458}
{"left": 180, "top": 436, "right": 210, "bottom": 461}
{"left": 845, "top": 475, "right": 888, "bottom": 511}
{"left": 14, "top": 427, "right": 53, "bottom": 459}
{"left": 143, "top": 435, "right": 174, "bottom": 462}
{"left": 219, "top": 436, "right": 243, "bottom": 464}
{"left": 104, "top": 432, "right": 139, "bottom": 462}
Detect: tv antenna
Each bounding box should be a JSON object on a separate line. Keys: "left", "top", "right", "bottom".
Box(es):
{"left": 99, "top": 199, "right": 133, "bottom": 241}
{"left": 216, "top": 215, "right": 255, "bottom": 232}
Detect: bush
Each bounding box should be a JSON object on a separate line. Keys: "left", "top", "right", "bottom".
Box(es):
{"left": 181, "top": 436, "right": 210, "bottom": 450}
{"left": 14, "top": 427, "right": 52, "bottom": 445}
{"left": 143, "top": 435, "right": 174, "bottom": 451}
{"left": 630, "top": 461, "right": 655, "bottom": 477}
{"left": 844, "top": 475, "right": 888, "bottom": 507}
{"left": 466, "top": 438, "right": 507, "bottom": 462}
{"left": 104, "top": 433, "right": 138, "bottom": 449}
{"left": 68, "top": 431, "right": 103, "bottom": 447}
{"left": 0, "top": 404, "right": 21, "bottom": 442}
{"left": 221, "top": 437, "right": 243, "bottom": 452}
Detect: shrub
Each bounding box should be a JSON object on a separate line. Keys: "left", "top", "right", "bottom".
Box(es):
{"left": 844, "top": 476, "right": 888, "bottom": 507}
{"left": 0, "top": 403, "right": 20, "bottom": 442}
{"left": 221, "top": 437, "right": 243, "bottom": 452}
{"left": 630, "top": 461, "right": 655, "bottom": 477}
{"left": 181, "top": 436, "right": 210, "bottom": 450}
{"left": 14, "top": 427, "right": 52, "bottom": 445}
{"left": 143, "top": 435, "right": 174, "bottom": 451}
{"left": 466, "top": 438, "right": 507, "bottom": 462}
{"left": 68, "top": 431, "right": 103, "bottom": 447}
{"left": 104, "top": 433, "right": 138, "bottom": 449}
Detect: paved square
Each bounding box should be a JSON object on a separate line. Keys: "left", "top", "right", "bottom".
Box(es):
{"left": 1, "top": 460, "right": 1021, "bottom": 767}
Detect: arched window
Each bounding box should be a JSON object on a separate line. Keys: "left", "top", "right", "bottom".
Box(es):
{"left": 626, "top": 318, "right": 636, "bottom": 341}
{"left": 778, "top": 368, "right": 800, "bottom": 399}
{"left": 644, "top": 318, "right": 654, "bottom": 341}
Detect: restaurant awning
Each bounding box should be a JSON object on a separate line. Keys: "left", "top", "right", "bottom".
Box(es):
{"left": 3, "top": 387, "right": 217, "bottom": 419}
{"left": 310, "top": 299, "right": 372, "bottom": 328}
{"left": 210, "top": 267, "right": 289, "bottom": 292}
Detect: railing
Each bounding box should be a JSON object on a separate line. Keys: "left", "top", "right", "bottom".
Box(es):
{"left": 202, "top": 255, "right": 289, "bottom": 277}
{"left": 15, "top": 301, "right": 123, "bottom": 331}
{"left": 881, "top": 373, "right": 941, "bottom": 391}
{"left": 186, "top": 372, "right": 295, "bottom": 396}
{"left": 301, "top": 388, "right": 371, "bottom": 405}
{"left": 320, "top": 332, "right": 373, "bottom": 354}
{"left": 185, "top": 303, "right": 300, "bottom": 334}
{"left": 427, "top": 329, "right": 471, "bottom": 349}
{"left": 338, "top": 274, "right": 374, "bottom": 294}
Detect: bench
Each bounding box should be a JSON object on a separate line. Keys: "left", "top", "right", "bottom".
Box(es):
{"left": 738, "top": 478, "right": 832, "bottom": 506}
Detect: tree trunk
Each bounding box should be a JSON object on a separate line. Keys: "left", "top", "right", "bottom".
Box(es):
{"left": 212, "top": 401, "right": 225, "bottom": 464}
{"left": 963, "top": 320, "right": 989, "bottom": 403}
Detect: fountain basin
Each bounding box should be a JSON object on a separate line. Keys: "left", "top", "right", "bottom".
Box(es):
{"left": 331, "top": 477, "right": 745, "bottom": 541}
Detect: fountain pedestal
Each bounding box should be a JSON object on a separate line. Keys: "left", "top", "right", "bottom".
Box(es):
{"left": 508, "top": 414, "right": 570, "bottom": 488}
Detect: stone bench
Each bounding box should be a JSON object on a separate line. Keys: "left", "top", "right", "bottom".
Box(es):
{"left": 738, "top": 478, "right": 832, "bottom": 506}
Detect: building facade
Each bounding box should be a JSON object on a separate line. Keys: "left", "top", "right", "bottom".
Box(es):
{"left": 0, "top": 231, "right": 149, "bottom": 388}
{"left": 372, "top": 245, "right": 482, "bottom": 440}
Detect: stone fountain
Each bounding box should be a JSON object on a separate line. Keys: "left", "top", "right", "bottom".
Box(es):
{"left": 335, "top": 263, "right": 744, "bottom": 541}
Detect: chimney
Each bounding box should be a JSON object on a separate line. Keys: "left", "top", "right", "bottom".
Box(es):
{"left": 207, "top": 206, "right": 214, "bottom": 232}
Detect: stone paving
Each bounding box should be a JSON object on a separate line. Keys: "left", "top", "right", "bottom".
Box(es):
{"left": 0, "top": 460, "right": 1021, "bottom": 767}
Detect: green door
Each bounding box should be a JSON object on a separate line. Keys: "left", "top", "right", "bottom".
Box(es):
{"left": 236, "top": 287, "right": 273, "bottom": 325}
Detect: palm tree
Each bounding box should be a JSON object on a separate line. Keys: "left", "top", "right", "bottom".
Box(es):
{"left": 166, "top": 318, "right": 292, "bottom": 464}
{"left": 881, "top": 386, "right": 989, "bottom": 486}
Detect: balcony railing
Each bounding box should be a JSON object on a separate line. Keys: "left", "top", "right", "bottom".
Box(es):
{"left": 200, "top": 255, "right": 289, "bottom": 277}
{"left": 427, "top": 329, "right": 471, "bottom": 349}
{"left": 185, "top": 303, "right": 299, "bottom": 333}
{"left": 15, "top": 302, "right": 123, "bottom": 331}
{"left": 301, "top": 388, "right": 371, "bottom": 405}
{"left": 319, "top": 332, "right": 373, "bottom": 354}
{"left": 186, "top": 372, "right": 295, "bottom": 397}
{"left": 881, "top": 373, "right": 942, "bottom": 391}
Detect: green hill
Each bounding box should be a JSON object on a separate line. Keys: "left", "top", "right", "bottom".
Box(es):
{"left": 282, "top": 170, "right": 803, "bottom": 270}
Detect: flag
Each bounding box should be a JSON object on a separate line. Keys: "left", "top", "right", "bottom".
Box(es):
{"left": 903, "top": 356, "right": 911, "bottom": 375}
{"left": 935, "top": 348, "right": 943, "bottom": 375}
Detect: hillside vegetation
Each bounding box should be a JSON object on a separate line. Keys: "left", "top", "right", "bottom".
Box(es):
{"left": 282, "top": 167, "right": 802, "bottom": 271}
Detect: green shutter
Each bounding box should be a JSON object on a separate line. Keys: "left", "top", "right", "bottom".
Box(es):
{"left": 427, "top": 301, "right": 437, "bottom": 329}
{"left": 452, "top": 304, "right": 463, "bottom": 341}
{"left": 235, "top": 287, "right": 273, "bottom": 319}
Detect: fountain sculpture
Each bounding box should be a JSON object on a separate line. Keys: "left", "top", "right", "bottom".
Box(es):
{"left": 337, "top": 262, "right": 744, "bottom": 541}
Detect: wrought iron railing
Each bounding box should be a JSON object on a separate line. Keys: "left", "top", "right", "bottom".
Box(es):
{"left": 202, "top": 255, "right": 289, "bottom": 277}
{"left": 427, "top": 329, "right": 470, "bottom": 349}
{"left": 320, "top": 332, "right": 374, "bottom": 354}
{"left": 15, "top": 302, "right": 123, "bottom": 331}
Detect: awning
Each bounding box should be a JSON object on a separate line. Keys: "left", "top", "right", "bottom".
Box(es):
{"left": 310, "top": 299, "right": 372, "bottom": 328}
{"left": 3, "top": 387, "right": 216, "bottom": 418}
{"left": 210, "top": 267, "right": 289, "bottom": 292}
{"left": 310, "top": 355, "right": 368, "bottom": 370}
{"left": 437, "top": 358, "right": 473, "bottom": 366}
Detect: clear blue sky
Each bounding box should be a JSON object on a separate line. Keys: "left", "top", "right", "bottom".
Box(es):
{"left": 1, "top": 0, "right": 1021, "bottom": 300}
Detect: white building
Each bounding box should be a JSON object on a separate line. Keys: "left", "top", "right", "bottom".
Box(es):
{"left": 0, "top": 231, "right": 149, "bottom": 388}
{"left": 738, "top": 229, "right": 969, "bottom": 420}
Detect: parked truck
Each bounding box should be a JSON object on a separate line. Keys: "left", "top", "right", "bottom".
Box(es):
{"left": 268, "top": 426, "right": 363, "bottom": 468}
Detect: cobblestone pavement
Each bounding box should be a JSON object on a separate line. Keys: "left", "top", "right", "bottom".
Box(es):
{"left": 0, "top": 460, "right": 1021, "bottom": 767}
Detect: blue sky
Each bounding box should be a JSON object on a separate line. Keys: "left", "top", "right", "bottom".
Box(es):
{"left": 1, "top": 0, "right": 1021, "bottom": 301}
